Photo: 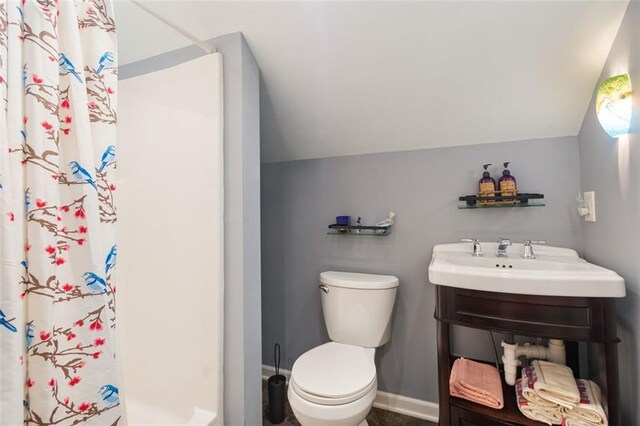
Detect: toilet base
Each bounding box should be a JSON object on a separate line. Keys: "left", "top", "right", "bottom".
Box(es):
{"left": 288, "top": 380, "right": 377, "bottom": 426}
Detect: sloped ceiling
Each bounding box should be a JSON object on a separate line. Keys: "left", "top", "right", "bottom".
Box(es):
{"left": 115, "top": 1, "right": 629, "bottom": 162}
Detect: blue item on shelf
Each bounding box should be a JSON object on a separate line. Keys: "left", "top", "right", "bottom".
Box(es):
{"left": 336, "top": 216, "right": 351, "bottom": 226}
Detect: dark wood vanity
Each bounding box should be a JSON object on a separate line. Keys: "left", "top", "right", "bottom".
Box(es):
{"left": 434, "top": 285, "right": 621, "bottom": 426}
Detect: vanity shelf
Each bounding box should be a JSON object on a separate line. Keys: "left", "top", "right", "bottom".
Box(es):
{"left": 458, "top": 193, "right": 545, "bottom": 209}
{"left": 327, "top": 224, "right": 392, "bottom": 236}
{"left": 435, "top": 286, "right": 621, "bottom": 426}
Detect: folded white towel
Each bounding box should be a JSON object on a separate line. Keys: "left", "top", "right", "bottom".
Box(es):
{"left": 530, "top": 360, "right": 580, "bottom": 408}
{"left": 515, "top": 379, "right": 564, "bottom": 425}
{"left": 560, "top": 379, "right": 608, "bottom": 426}
{"left": 521, "top": 365, "right": 560, "bottom": 408}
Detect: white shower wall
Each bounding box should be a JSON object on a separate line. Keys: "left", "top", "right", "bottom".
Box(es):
{"left": 117, "top": 54, "right": 224, "bottom": 423}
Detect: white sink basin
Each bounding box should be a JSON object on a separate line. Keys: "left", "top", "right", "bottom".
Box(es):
{"left": 428, "top": 242, "right": 625, "bottom": 298}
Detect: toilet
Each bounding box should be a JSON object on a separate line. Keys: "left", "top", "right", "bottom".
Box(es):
{"left": 288, "top": 271, "right": 399, "bottom": 426}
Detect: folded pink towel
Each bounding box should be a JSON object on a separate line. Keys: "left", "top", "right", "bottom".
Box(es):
{"left": 449, "top": 357, "right": 504, "bottom": 409}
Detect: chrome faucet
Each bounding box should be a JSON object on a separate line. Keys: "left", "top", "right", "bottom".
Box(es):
{"left": 497, "top": 238, "right": 511, "bottom": 257}
{"left": 522, "top": 240, "right": 546, "bottom": 259}
{"left": 461, "top": 238, "right": 483, "bottom": 257}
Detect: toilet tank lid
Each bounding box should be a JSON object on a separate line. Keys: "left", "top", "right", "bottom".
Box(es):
{"left": 320, "top": 271, "right": 399, "bottom": 289}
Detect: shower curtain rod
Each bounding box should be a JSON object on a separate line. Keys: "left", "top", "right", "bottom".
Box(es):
{"left": 129, "top": 0, "right": 217, "bottom": 54}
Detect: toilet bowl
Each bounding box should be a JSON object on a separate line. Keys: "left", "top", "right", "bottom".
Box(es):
{"left": 288, "top": 342, "right": 377, "bottom": 426}
{"left": 288, "top": 271, "right": 399, "bottom": 426}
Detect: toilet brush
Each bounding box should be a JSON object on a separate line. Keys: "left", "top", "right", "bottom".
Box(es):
{"left": 268, "top": 343, "right": 286, "bottom": 424}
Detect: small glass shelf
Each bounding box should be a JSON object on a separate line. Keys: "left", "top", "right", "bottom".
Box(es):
{"left": 458, "top": 201, "right": 546, "bottom": 209}
{"left": 458, "top": 193, "right": 545, "bottom": 209}
{"left": 327, "top": 224, "right": 392, "bottom": 236}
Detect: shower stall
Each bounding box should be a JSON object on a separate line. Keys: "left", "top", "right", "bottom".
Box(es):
{"left": 117, "top": 54, "right": 224, "bottom": 425}
{"left": 116, "top": 26, "right": 263, "bottom": 424}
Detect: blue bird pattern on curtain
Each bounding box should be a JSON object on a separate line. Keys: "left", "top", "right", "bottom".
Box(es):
{"left": 69, "top": 161, "right": 98, "bottom": 190}
{"left": 58, "top": 53, "right": 83, "bottom": 83}
{"left": 99, "top": 384, "right": 119, "bottom": 405}
{"left": 0, "top": 1, "right": 121, "bottom": 425}
{"left": 0, "top": 309, "right": 18, "bottom": 333}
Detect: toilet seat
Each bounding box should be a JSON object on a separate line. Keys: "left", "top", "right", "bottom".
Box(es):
{"left": 290, "top": 375, "right": 377, "bottom": 406}
{"left": 290, "top": 342, "right": 376, "bottom": 406}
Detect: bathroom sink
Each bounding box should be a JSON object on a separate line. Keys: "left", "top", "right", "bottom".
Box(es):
{"left": 428, "top": 242, "right": 625, "bottom": 297}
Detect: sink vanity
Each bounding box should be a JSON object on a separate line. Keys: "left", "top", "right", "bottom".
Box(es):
{"left": 429, "top": 241, "right": 625, "bottom": 426}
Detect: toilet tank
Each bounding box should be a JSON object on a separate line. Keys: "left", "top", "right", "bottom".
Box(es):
{"left": 319, "top": 271, "right": 399, "bottom": 348}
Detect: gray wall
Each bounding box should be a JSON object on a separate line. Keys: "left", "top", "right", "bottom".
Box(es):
{"left": 577, "top": 2, "right": 639, "bottom": 423}
{"left": 121, "top": 32, "right": 262, "bottom": 426}
{"left": 261, "top": 136, "right": 583, "bottom": 402}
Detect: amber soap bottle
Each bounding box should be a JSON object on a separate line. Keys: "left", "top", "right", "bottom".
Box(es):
{"left": 478, "top": 164, "right": 496, "bottom": 204}
{"left": 498, "top": 162, "right": 518, "bottom": 199}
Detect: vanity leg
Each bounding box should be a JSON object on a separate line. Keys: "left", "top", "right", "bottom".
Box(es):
{"left": 437, "top": 321, "right": 451, "bottom": 426}
{"left": 599, "top": 342, "right": 621, "bottom": 426}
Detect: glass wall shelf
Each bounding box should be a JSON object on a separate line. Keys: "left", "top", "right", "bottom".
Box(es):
{"left": 458, "top": 201, "right": 545, "bottom": 210}
{"left": 458, "top": 193, "right": 545, "bottom": 209}
{"left": 327, "top": 224, "right": 392, "bottom": 236}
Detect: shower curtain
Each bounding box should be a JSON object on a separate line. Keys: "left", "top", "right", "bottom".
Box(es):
{"left": 0, "top": 1, "right": 121, "bottom": 424}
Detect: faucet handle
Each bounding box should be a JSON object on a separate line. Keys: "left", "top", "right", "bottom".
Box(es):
{"left": 522, "top": 240, "right": 546, "bottom": 259}
{"left": 461, "top": 239, "right": 483, "bottom": 257}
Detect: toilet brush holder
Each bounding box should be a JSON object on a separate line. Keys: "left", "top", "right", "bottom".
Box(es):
{"left": 268, "top": 343, "right": 286, "bottom": 424}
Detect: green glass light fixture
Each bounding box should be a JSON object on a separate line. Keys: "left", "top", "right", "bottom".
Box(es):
{"left": 596, "top": 73, "right": 632, "bottom": 138}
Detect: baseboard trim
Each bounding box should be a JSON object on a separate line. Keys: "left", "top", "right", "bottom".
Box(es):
{"left": 261, "top": 365, "right": 439, "bottom": 422}
{"left": 373, "top": 390, "right": 439, "bottom": 422}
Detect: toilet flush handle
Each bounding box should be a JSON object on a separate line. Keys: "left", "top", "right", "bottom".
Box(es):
{"left": 319, "top": 284, "right": 329, "bottom": 294}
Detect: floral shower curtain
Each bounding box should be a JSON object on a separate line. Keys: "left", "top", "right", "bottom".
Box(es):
{"left": 0, "top": 0, "right": 121, "bottom": 424}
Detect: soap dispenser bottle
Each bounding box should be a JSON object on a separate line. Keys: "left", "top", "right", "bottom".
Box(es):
{"left": 498, "top": 162, "right": 518, "bottom": 201}
{"left": 478, "top": 164, "right": 496, "bottom": 205}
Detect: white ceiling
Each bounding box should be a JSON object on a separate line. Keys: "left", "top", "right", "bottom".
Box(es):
{"left": 115, "top": 1, "right": 629, "bottom": 162}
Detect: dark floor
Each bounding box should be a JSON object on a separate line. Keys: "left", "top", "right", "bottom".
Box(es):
{"left": 262, "top": 380, "right": 437, "bottom": 426}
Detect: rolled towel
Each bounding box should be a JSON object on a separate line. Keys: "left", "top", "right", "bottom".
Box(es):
{"left": 521, "top": 365, "right": 560, "bottom": 408}
{"left": 560, "top": 379, "right": 608, "bottom": 426}
{"left": 515, "top": 379, "right": 564, "bottom": 425}
{"left": 449, "top": 357, "right": 504, "bottom": 409}
{"left": 530, "top": 360, "right": 580, "bottom": 408}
